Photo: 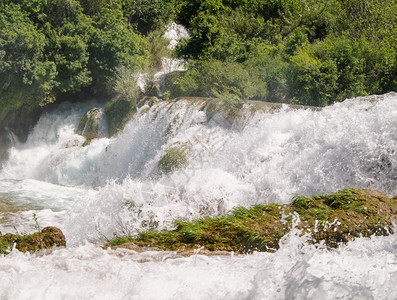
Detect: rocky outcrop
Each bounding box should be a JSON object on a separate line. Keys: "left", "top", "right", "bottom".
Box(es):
{"left": 0, "top": 226, "right": 66, "bottom": 254}
{"left": 108, "top": 189, "right": 397, "bottom": 254}
{"left": 0, "top": 128, "right": 12, "bottom": 166}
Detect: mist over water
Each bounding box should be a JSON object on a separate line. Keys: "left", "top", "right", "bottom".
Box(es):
{"left": 0, "top": 93, "right": 396, "bottom": 299}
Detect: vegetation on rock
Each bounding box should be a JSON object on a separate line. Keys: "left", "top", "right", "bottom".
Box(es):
{"left": 105, "top": 98, "right": 136, "bottom": 137}
{"left": 109, "top": 189, "right": 397, "bottom": 253}
{"left": 158, "top": 146, "right": 189, "bottom": 174}
{"left": 0, "top": 226, "right": 66, "bottom": 254}
{"left": 77, "top": 107, "right": 102, "bottom": 140}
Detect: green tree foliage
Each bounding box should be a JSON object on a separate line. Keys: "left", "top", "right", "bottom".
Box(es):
{"left": 0, "top": 0, "right": 149, "bottom": 113}
{"left": 0, "top": 3, "right": 57, "bottom": 110}
{"left": 175, "top": 0, "right": 397, "bottom": 106}
{"left": 1, "top": 0, "right": 396, "bottom": 113}
{"left": 87, "top": 7, "right": 148, "bottom": 93}
{"left": 174, "top": 59, "right": 265, "bottom": 100}
{"left": 244, "top": 44, "right": 292, "bottom": 102}
{"left": 122, "top": 0, "right": 176, "bottom": 34}
{"left": 289, "top": 34, "right": 395, "bottom": 105}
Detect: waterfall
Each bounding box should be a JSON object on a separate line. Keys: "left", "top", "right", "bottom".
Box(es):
{"left": 1, "top": 93, "right": 396, "bottom": 240}
{"left": 138, "top": 23, "right": 189, "bottom": 92}
{"left": 0, "top": 93, "right": 396, "bottom": 299}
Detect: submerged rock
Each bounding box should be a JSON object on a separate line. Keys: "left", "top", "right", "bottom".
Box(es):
{"left": 109, "top": 189, "right": 397, "bottom": 254}
{"left": 0, "top": 226, "right": 66, "bottom": 254}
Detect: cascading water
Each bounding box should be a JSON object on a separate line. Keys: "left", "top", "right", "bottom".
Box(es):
{"left": 138, "top": 23, "right": 189, "bottom": 92}
{"left": 0, "top": 93, "right": 396, "bottom": 299}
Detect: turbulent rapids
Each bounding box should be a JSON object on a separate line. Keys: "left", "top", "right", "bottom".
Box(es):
{"left": 0, "top": 93, "right": 396, "bottom": 299}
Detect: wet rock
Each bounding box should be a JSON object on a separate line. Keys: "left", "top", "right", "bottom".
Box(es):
{"left": 108, "top": 242, "right": 235, "bottom": 262}
{"left": 0, "top": 129, "right": 12, "bottom": 166}
{"left": 77, "top": 107, "right": 107, "bottom": 140}
{"left": 0, "top": 106, "right": 43, "bottom": 143}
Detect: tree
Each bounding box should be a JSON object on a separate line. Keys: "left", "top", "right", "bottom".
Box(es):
{"left": 0, "top": 3, "right": 57, "bottom": 111}
{"left": 87, "top": 7, "right": 148, "bottom": 94}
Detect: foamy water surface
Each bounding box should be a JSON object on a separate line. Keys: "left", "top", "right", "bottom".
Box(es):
{"left": 0, "top": 93, "right": 396, "bottom": 299}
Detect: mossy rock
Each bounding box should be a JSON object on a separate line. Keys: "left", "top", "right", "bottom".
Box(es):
{"left": 136, "top": 96, "right": 159, "bottom": 109}
{"left": 158, "top": 147, "right": 188, "bottom": 174}
{"left": 295, "top": 189, "right": 397, "bottom": 247}
{"left": 77, "top": 108, "right": 103, "bottom": 140}
{"left": 105, "top": 98, "right": 137, "bottom": 136}
{"left": 0, "top": 226, "right": 66, "bottom": 254}
{"left": 108, "top": 189, "right": 397, "bottom": 254}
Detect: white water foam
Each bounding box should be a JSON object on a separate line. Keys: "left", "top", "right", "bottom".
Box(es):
{"left": 0, "top": 93, "right": 396, "bottom": 298}
{"left": 0, "top": 231, "right": 396, "bottom": 299}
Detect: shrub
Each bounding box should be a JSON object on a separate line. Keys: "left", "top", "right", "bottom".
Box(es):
{"left": 174, "top": 59, "right": 257, "bottom": 100}
{"left": 111, "top": 66, "right": 141, "bottom": 102}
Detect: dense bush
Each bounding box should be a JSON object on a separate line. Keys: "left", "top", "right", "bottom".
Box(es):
{"left": 0, "top": 3, "right": 57, "bottom": 109}
{"left": 0, "top": 0, "right": 148, "bottom": 114}
{"left": 174, "top": 59, "right": 266, "bottom": 100}
{"left": 174, "top": 0, "right": 397, "bottom": 106}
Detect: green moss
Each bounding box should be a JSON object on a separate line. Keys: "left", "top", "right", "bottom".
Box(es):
{"left": 229, "top": 204, "right": 268, "bottom": 220}
{"left": 105, "top": 98, "right": 136, "bottom": 136}
{"left": 77, "top": 108, "right": 101, "bottom": 140}
{"left": 109, "top": 189, "right": 397, "bottom": 253}
{"left": 342, "top": 202, "right": 365, "bottom": 213}
{"left": 306, "top": 207, "right": 332, "bottom": 220}
{"left": 292, "top": 194, "right": 314, "bottom": 209}
{"left": 110, "top": 202, "right": 292, "bottom": 253}
{"left": 0, "top": 239, "right": 11, "bottom": 255}
{"left": 318, "top": 188, "right": 358, "bottom": 209}
{"left": 158, "top": 147, "right": 188, "bottom": 174}
{"left": 77, "top": 112, "right": 88, "bottom": 133}
{"left": 180, "top": 222, "right": 206, "bottom": 243}
{"left": 0, "top": 227, "right": 65, "bottom": 254}
{"left": 109, "top": 236, "right": 134, "bottom": 246}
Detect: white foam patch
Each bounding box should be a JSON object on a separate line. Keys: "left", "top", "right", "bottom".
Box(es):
{"left": 0, "top": 232, "right": 396, "bottom": 299}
